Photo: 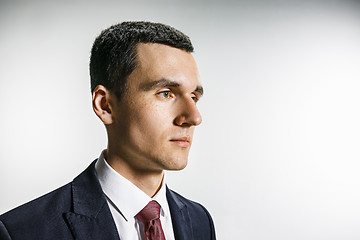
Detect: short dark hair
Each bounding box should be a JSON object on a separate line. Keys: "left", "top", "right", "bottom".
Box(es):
{"left": 90, "top": 21, "right": 194, "bottom": 99}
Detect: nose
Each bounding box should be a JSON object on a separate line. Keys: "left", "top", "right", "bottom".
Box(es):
{"left": 174, "top": 96, "right": 202, "bottom": 127}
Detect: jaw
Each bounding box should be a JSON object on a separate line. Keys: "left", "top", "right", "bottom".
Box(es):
{"left": 159, "top": 145, "right": 191, "bottom": 171}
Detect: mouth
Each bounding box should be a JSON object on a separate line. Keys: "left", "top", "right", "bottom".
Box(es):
{"left": 170, "top": 136, "right": 191, "bottom": 148}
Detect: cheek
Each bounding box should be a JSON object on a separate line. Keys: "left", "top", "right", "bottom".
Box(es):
{"left": 128, "top": 101, "right": 174, "bottom": 141}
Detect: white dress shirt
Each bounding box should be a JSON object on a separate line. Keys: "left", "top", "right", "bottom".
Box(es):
{"left": 95, "top": 151, "right": 175, "bottom": 240}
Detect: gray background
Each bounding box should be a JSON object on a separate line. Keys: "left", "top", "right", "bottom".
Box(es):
{"left": 1, "top": 0, "right": 360, "bottom": 239}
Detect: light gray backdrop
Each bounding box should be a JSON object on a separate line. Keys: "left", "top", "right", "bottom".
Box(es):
{"left": 1, "top": 0, "right": 359, "bottom": 239}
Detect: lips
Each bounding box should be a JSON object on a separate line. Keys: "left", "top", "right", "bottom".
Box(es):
{"left": 170, "top": 136, "right": 191, "bottom": 147}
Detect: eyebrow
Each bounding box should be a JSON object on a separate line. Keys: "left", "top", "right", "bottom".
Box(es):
{"left": 194, "top": 85, "right": 204, "bottom": 96}
{"left": 139, "top": 78, "right": 204, "bottom": 96}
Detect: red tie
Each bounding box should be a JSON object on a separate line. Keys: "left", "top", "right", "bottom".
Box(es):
{"left": 136, "top": 200, "right": 166, "bottom": 240}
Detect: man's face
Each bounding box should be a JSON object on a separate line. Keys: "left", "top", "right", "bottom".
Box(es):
{"left": 108, "top": 43, "right": 202, "bottom": 173}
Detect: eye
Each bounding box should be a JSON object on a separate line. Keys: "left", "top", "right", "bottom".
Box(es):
{"left": 157, "top": 90, "right": 174, "bottom": 99}
{"left": 191, "top": 95, "right": 200, "bottom": 103}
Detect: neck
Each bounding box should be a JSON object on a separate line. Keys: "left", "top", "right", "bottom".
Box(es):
{"left": 104, "top": 149, "right": 164, "bottom": 197}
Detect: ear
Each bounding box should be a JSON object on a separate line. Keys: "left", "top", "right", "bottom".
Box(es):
{"left": 92, "top": 85, "right": 114, "bottom": 125}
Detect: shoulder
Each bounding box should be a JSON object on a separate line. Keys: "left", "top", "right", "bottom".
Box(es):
{"left": 168, "top": 188, "right": 212, "bottom": 216}
{"left": 0, "top": 160, "right": 102, "bottom": 239}
{"left": 0, "top": 160, "right": 99, "bottom": 224}
{"left": 166, "top": 188, "right": 216, "bottom": 239}
{"left": 1, "top": 183, "right": 72, "bottom": 219}
{"left": 0, "top": 183, "right": 73, "bottom": 239}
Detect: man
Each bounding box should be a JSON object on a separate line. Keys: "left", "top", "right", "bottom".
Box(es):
{"left": 0, "top": 21, "right": 216, "bottom": 240}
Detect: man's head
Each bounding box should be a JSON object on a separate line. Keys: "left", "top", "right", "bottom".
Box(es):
{"left": 90, "top": 21, "right": 194, "bottom": 99}
{"left": 91, "top": 22, "right": 202, "bottom": 175}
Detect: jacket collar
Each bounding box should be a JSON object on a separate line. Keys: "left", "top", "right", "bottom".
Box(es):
{"left": 166, "top": 186, "right": 194, "bottom": 240}
{"left": 64, "top": 160, "right": 120, "bottom": 240}
{"left": 63, "top": 160, "right": 193, "bottom": 240}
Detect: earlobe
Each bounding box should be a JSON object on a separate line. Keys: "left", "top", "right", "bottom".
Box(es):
{"left": 92, "top": 85, "right": 114, "bottom": 125}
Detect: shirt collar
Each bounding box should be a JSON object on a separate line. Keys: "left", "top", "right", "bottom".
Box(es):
{"left": 95, "top": 150, "right": 169, "bottom": 221}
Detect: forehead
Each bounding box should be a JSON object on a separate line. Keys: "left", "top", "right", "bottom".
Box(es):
{"left": 129, "top": 43, "right": 200, "bottom": 89}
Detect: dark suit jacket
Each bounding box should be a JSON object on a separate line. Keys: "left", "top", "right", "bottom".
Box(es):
{"left": 0, "top": 161, "right": 216, "bottom": 240}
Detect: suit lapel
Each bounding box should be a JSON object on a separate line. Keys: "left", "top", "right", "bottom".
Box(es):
{"left": 166, "top": 187, "right": 194, "bottom": 240}
{"left": 64, "top": 160, "right": 119, "bottom": 240}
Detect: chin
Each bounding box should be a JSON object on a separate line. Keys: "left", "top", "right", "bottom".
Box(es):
{"left": 162, "top": 157, "right": 188, "bottom": 171}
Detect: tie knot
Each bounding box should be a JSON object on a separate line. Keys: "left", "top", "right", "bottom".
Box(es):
{"left": 136, "top": 200, "right": 161, "bottom": 224}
